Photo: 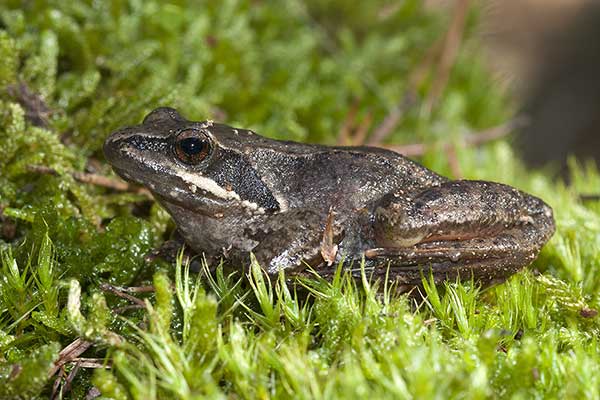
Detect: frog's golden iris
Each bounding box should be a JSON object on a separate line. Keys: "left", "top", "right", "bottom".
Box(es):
{"left": 174, "top": 129, "right": 212, "bottom": 165}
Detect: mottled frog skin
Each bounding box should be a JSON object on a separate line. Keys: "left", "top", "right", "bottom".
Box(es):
{"left": 104, "top": 108, "right": 555, "bottom": 286}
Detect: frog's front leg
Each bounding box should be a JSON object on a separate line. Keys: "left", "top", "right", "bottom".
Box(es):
{"left": 370, "top": 180, "right": 555, "bottom": 268}
{"left": 249, "top": 208, "right": 343, "bottom": 274}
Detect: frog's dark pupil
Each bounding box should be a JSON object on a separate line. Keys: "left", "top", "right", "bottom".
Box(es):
{"left": 180, "top": 137, "right": 204, "bottom": 155}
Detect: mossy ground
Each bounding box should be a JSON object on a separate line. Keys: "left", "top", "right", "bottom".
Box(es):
{"left": 1, "top": 1, "right": 599, "bottom": 399}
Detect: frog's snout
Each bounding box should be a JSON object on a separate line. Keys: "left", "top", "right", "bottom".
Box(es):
{"left": 525, "top": 194, "right": 554, "bottom": 220}
{"left": 103, "top": 128, "right": 130, "bottom": 164}
{"left": 103, "top": 132, "right": 119, "bottom": 163}
{"left": 523, "top": 194, "right": 555, "bottom": 241}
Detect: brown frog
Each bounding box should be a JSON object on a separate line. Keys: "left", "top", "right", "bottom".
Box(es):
{"left": 104, "top": 107, "right": 555, "bottom": 286}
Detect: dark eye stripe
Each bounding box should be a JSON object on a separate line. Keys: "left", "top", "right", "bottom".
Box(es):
{"left": 128, "top": 136, "right": 170, "bottom": 152}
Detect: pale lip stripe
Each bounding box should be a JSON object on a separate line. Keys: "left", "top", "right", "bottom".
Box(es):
{"left": 176, "top": 169, "right": 242, "bottom": 202}
{"left": 176, "top": 170, "right": 267, "bottom": 214}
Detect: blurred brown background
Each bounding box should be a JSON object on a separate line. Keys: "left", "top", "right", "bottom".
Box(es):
{"left": 436, "top": 0, "right": 600, "bottom": 173}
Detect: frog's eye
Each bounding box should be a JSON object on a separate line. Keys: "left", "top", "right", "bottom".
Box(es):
{"left": 174, "top": 129, "right": 212, "bottom": 165}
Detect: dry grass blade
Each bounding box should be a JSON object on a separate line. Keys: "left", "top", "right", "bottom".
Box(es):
{"left": 48, "top": 338, "right": 92, "bottom": 378}
{"left": 99, "top": 283, "right": 148, "bottom": 307}
{"left": 446, "top": 143, "right": 463, "bottom": 179}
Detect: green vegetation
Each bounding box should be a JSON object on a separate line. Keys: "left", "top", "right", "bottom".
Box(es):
{"left": 1, "top": 1, "right": 599, "bottom": 398}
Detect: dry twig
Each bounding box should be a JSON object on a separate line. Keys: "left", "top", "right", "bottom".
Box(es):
{"left": 337, "top": 101, "right": 360, "bottom": 145}
{"left": 337, "top": 101, "right": 374, "bottom": 146}
{"left": 445, "top": 143, "right": 463, "bottom": 179}
{"left": 368, "top": 0, "right": 471, "bottom": 145}
{"left": 425, "top": 0, "right": 471, "bottom": 112}
{"left": 353, "top": 112, "right": 374, "bottom": 145}
{"left": 48, "top": 338, "right": 92, "bottom": 378}
{"left": 368, "top": 93, "right": 417, "bottom": 146}
{"left": 7, "top": 82, "right": 52, "bottom": 128}
{"left": 27, "top": 165, "right": 152, "bottom": 197}
{"left": 580, "top": 194, "right": 600, "bottom": 202}
{"left": 72, "top": 358, "right": 110, "bottom": 369}
{"left": 99, "top": 283, "right": 148, "bottom": 307}
{"left": 384, "top": 117, "right": 526, "bottom": 157}
{"left": 113, "top": 304, "right": 147, "bottom": 314}
{"left": 367, "top": 35, "right": 444, "bottom": 146}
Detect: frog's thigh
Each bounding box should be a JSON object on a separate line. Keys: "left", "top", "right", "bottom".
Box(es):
{"left": 373, "top": 180, "right": 552, "bottom": 248}
{"left": 251, "top": 209, "right": 334, "bottom": 274}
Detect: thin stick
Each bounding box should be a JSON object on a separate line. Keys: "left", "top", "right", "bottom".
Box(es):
{"left": 446, "top": 143, "right": 463, "bottom": 179}
{"left": 26, "top": 165, "right": 152, "bottom": 197}
{"left": 466, "top": 116, "right": 529, "bottom": 145}
{"left": 113, "top": 304, "right": 147, "bottom": 314}
{"left": 384, "top": 117, "right": 525, "bottom": 157}
{"left": 48, "top": 338, "right": 92, "bottom": 378}
{"left": 353, "top": 111, "right": 373, "bottom": 146}
{"left": 368, "top": 93, "right": 416, "bottom": 145}
{"left": 337, "top": 101, "right": 360, "bottom": 145}
{"left": 72, "top": 358, "right": 111, "bottom": 369}
{"left": 580, "top": 194, "right": 600, "bottom": 202}
{"left": 99, "top": 283, "right": 147, "bottom": 307}
{"left": 57, "top": 361, "right": 81, "bottom": 400}
{"left": 425, "top": 0, "right": 471, "bottom": 112}
{"left": 103, "top": 284, "right": 156, "bottom": 293}
{"left": 51, "top": 367, "right": 65, "bottom": 400}
{"left": 86, "top": 387, "right": 102, "bottom": 400}
{"left": 367, "top": 19, "right": 444, "bottom": 145}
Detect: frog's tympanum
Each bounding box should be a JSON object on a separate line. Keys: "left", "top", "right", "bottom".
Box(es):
{"left": 104, "top": 108, "right": 555, "bottom": 286}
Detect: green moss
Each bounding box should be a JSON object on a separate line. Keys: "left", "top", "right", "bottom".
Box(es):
{"left": 1, "top": 1, "right": 599, "bottom": 398}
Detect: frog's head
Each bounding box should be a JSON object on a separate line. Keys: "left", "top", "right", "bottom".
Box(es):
{"left": 104, "top": 107, "right": 280, "bottom": 217}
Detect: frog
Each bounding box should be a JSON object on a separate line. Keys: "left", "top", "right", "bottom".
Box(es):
{"left": 103, "top": 107, "right": 555, "bottom": 287}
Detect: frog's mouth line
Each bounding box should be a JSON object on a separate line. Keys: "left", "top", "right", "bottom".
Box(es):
{"left": 152, "top": 193, "right": 231, "bottom": 217}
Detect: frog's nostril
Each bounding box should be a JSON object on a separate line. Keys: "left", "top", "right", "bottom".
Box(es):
{"left": 118, "top": 140, "right": 130, "bottom": 152}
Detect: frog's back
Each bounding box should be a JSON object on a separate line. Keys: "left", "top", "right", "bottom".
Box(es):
{"left": 244, "top": 140, "right": 447, "bottom": 211}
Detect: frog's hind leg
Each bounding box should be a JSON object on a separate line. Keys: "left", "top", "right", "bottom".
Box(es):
{"left": 365, "top": 224, "right": 546, "bottom": 284}
{"left": 369, "top": 180, "right": 555, "bottom": 284}
{"left": 373, "top": 180, "right": 554, "bottom": 249}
